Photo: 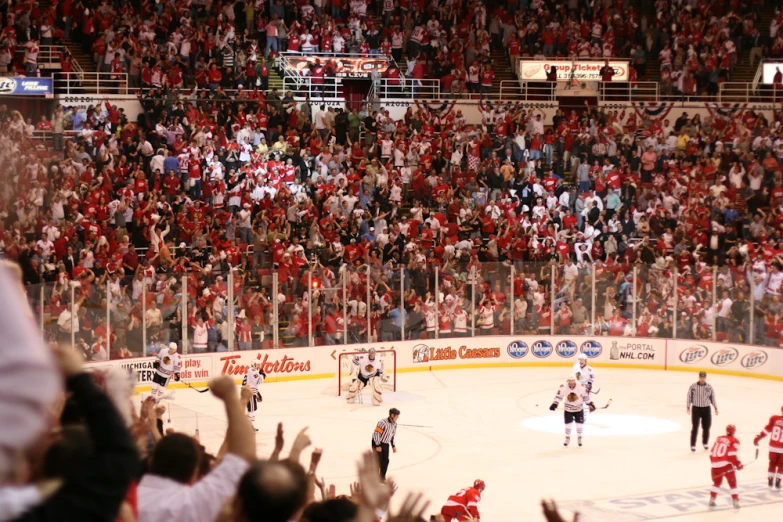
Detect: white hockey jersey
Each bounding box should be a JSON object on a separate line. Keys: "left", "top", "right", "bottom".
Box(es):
{"left": 554, "top": 382, "right": 590, "bottom": 412}
{"left": 353, "top": 353, "right": 385, "bottom": 380}
{"left": 243, "top": 367, "right": 265, "bottom": 392}
{"left": 156, "top": 350, "right": 181, "bottom": 376}
{"left": 573, "top": 361, "right": 595, "bottom": 389}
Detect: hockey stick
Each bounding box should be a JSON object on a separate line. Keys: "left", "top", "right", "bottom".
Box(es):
{"left": 590, "top": 387, "right": 601, "bottom": 395}
{"left": 184, "top": 381, "right": 210, "bottom": 393}
{"left": 715, "top": 448, "right": 760, "bottom": 479}
{"left": 397, "top": 423, "right": 434, "bottom": 429}
{"left": 598, "top": 398, "right": 612, "bottom": 409}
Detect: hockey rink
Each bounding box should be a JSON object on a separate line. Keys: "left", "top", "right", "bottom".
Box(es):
{"left": 160, "top": 367, "right": 783, "bottom": 521}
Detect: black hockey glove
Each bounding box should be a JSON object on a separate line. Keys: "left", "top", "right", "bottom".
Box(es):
{"left": 175, "top": 373, "right": 181, "bottom": 382}
{"left": 588, "top": 402, "right": 596, "bottom": 413}
{"left": 256, "top": 392, "right": 263, "bottom": 402}
{"left": 549, "top": 403, "right": 558, "bottom": 411}
{"left": 586, "top": 381, "right": 592, "bottom": 392}
{"left": 260, "top": 369, "right": 267, "bottom": 379}
{"left": 153, "top": 360, "right": 160, "bottom": 370}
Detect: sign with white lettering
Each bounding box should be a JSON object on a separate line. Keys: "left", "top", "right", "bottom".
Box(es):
{"left": 0, "top": 77, "right": 53, "bottom": 95}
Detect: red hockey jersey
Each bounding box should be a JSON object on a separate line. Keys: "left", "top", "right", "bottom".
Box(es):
{"left": 443, "top": 487, "right": 481, "bottom": 519}
{"left": 755, "top": 415, "right": 783, "bottom": 453}
{"left": 710, "top": 435, "right": 741, "bottom": 468}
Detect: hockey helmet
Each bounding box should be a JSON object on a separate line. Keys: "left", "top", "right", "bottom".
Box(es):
{"left": 168, "top": 342, "right": 178, "bottom": 351}
{"left": 474, "top": 479, "right": 486, "bottom": 491}
{"left": 726, "top": 424, "right": 737, "bottom": 436}
{"left": 567, "top": 374, "right": 577, "bottom": 382}
{"left": 368, "top": 348, "right": 377, "bottom": 360}
{"left": 577, "top": 353, "right": 588, "bottom": 361}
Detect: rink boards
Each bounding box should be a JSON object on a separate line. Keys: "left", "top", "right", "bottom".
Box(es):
{"left": 84, "top": 336, "right": 783, "bottom": 392}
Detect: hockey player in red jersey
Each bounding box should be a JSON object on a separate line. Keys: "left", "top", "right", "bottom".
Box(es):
{"left": 440, "top": 480, "right": 485, "bottom": 521}
{"left": 753, "top": 406, "right": 783, "bottom": 490}
{"left": 709, "top": 424, "right": 743, "bottom": 509}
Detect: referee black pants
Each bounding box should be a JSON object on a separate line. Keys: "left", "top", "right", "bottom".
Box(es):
{"left": 373, "top": 442, "right": 390, "bottom": 480}
{"left": 691, "top": 406, "right": 712, "bottom": 447}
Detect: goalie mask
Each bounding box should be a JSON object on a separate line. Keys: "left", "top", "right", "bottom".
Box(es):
{"left": 368, "top": 348, "right": 377, "bottom": 361}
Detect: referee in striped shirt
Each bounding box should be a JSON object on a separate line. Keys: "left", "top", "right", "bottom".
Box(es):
{"left": 687, "top": 371, "right": 719, "bottom": 452}
{"left": 372, "top": 408, "right": 400, "bottom": 480}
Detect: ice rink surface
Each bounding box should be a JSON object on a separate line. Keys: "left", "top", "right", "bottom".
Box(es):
{"left": 158, "top": 367, "right": 783, "bottom": 521}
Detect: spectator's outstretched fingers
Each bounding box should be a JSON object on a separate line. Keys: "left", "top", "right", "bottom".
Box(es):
{"left": 356, "top": 450, "right": 392, "bottom": 510}
{"left": 270, "top": 422, "right": 284, "bottom": 461}
{"left": 542, "top": 498, "right": 580, "bottom": 522}
{"left": 288, "top": 426, "right": 311, "bottom": 462}
{"left": 209, "top": 375, "right": 238, "bottom": 401}
{"left": 389, "top": 491, "right": 430, "bottom": 522}
{"left": 52, "top": 343, "right": 84, "bottom": 377}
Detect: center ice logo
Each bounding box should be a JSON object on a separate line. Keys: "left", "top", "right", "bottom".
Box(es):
{"left": 507, "top": 341, "right": 529, "bottom": 359}
{"left": 679, "top": 345, "right": 709, "bottom": 364}
{"left": 531, "top": 340, "right": 553, "bottom": 358}
{"left": 580, "top": 341, "right": 602, "bottom": 358}
{"left": 555, "top": 340, "right": 578, "bottom": 358}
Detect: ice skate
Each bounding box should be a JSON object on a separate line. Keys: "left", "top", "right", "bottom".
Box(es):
{"left": 563, "top": 436, "right": 570, "bottom": 447}
{"left": 770, "top": 477, "right": 774, "bottom": 488}
{"left": 776, "top": 478, "right": 781, "bottom": 490}
{"left": 733, "top": 499, "right": 740, "bottom": 509}
{"left": 708, "top": 497, "right": 716, "bottom": 508}
{"left": 578, "top": 436, "right": 582, "bottom": 447}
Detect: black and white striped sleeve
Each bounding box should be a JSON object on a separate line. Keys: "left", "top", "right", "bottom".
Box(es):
{"left": 373, "top": 418, "right": 396, "bottom": 446}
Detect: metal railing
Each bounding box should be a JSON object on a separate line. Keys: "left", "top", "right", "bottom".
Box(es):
{"left": 373, "top": 78, "right": 556, "bottom": 101}
{"left": 282, "top": 75, "right": 346, "bottom": 99}
{"left": 15, "top": 45, "right": 83, "bottom": 72}
{"left": 53, "top": 72, "right": 129, "bottom": 95}
{"left": 23, "top": 257, "right": 773, "bottom": 360}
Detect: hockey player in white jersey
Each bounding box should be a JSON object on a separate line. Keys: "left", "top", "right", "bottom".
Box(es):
{"left": 550, "top": 375, "right": 595, "bottom": 447}
{"left": 345, "top": 348, "right": 388, "bottom": 405}
{"left": 573, "top": 354, "right": 595, "bottom": 418}
{"left": 151, "top": 343, "right": 181, "bottom": 403}
{"left": 242, "top": 362, "right": 266, "bottom": 431}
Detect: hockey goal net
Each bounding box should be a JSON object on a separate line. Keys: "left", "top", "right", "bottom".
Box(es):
{"left": 337, "top": 350, "right": 397, "bottom": 396}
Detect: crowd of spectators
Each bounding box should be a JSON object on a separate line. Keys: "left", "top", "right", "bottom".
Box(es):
{"left": 2, "top": 261, "right": 487, "bottom": 522}
{"left": 2, "top": 89, "right": 783, "bottom": 358}
{"left": 0, "top": 0, "right": 777, "bottom": 96}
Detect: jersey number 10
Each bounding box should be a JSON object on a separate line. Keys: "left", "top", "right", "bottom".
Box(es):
{"left": 710, "top": 441, "right": 728, "bottom": 458}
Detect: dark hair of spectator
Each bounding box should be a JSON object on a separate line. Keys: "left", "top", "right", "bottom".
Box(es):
{"left": 235, "top": 460, "right": 308, "bottom": 522}
{"left": 149, "top": 433, "right": 203, "bottom": 483}
{"left": 301, "top": 497, "right": 359, "bottom": 522}
{"left": 43, "top": 425, "right": 94, "bottom": 480}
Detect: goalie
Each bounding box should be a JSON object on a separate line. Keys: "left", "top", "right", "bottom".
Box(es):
{"left": 346, "top": 348, "right": 387, "bottom": 406}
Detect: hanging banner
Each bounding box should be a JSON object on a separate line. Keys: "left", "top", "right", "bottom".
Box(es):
{"left": 518, "top": 60, "right": 629, "bottom": 81}
{"left": 285, "top": 56, "right": 390, "bottom": 78}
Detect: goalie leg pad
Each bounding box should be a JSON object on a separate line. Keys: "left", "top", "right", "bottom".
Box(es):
{"left": 371, "top": 377, "right": 383, "bottom": 406}
{"left": 345, "top": 379, "right": 364, "bottom": 401}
